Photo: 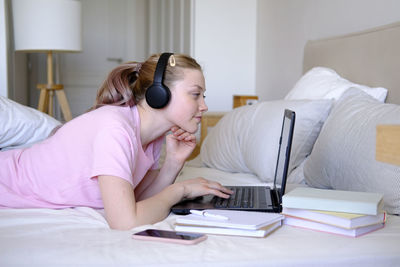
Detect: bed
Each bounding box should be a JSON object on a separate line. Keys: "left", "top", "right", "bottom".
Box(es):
{"left": 1, "top": 22, "right": 400, "bottom": 266}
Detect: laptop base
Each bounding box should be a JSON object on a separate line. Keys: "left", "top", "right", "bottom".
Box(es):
{"left": 171, "top": 186, "right": 281, "bottom": 215}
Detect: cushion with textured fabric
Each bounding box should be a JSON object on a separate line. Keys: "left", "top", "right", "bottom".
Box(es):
{"left": 0, "top": 96, "right": 61, "bottom": 150}
{"left": 304, "top": 88, "right": 400, "bottom": 215}
{"left": 200, "top": 99, "right": 333, "bottom": 183}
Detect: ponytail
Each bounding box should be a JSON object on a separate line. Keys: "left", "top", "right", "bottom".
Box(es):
{"left": 91, "top": 62, "right": 140, "bottom": 110}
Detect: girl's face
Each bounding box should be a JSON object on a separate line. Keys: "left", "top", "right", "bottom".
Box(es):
{"left": 165, "top": 68, "right": 208, "bottom": 133}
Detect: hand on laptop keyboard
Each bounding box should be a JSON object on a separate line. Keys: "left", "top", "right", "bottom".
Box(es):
{"left": 214, "top": 187, "right": 254, "bottom": 209}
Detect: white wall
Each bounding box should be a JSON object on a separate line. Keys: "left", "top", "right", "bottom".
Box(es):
{"left": 256, "top": 0, "right": 400, "bottom": 101}
{"left": 9, "top": 0, "right": 400, "bottom": 112}
{"left": 192, "top": 0, "right": 257, "bottom": 111}
{"left": 0, "top": 0, "right": 8, "bottom": 97}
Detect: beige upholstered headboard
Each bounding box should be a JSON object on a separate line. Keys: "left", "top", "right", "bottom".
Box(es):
{"left": 303, "top": 21, "right": 400, "bottom": 105}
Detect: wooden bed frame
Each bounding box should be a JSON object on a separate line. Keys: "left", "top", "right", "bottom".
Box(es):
{"left": 304, "top": 21, "right": 400, "bottom": 105}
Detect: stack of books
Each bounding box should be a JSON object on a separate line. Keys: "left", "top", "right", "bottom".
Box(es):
{"left": 174, "top": 209, "right": 284, "bottom": 237}
{"left": 281, "top": 187, "right": 386, "bottom": 237}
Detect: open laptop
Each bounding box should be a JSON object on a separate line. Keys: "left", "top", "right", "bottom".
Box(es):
{"left": 171, "top": 109, "right": 296, "bottom": 215}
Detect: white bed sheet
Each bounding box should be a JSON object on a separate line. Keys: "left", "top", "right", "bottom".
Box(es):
{"left": 1, "top": 165, "right": 399, "bottom": 267}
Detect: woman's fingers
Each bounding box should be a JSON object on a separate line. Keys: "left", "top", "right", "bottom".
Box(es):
{"left": 182, "top": 178, "right": 233, "bottom": 199}
{"left": 206, "top": 182, "right": 234, "bottom": 198}
{"left": 208, "top": 189, "right": 231, "bottom": 199}
{"left": 184, "top": 134, "right": 196, "bottom": 141}
{"left": 170, "top": 126, "right": 196, "bottom": 141}
{"left": 170, "top": 126, "right": 180, "bottom": 132}
{"left": 171, "top": 126, "right": 184, "bottom": 135}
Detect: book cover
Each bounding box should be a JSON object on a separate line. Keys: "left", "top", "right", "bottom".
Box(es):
{"left": 282, "top": 207, "right": 386, "bottom": 229}
{"left": 282, "top": 187, "right": 383, "bottom": 215}
{"left": 174, "top": 221, "right": 282, "bottom": 238}
{"left": 175, "top": 210, "right": 284, "bottom": 230}
{"left": 283, "top": 216, "right": 385, "bottom": 237}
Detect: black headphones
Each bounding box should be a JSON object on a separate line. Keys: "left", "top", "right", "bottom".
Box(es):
{"left": 145, "top": 52, "right": 174, "bottom": 109}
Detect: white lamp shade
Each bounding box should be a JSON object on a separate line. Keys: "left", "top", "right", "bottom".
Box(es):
{"left": 12, "top": 0, "right": 82, "bottom": 52}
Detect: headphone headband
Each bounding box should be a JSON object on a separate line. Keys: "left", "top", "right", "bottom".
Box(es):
{"left": 153, "top": 53, "right": 173, "bottom": 85}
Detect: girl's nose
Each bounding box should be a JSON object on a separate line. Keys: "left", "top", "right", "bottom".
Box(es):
{"left": 199, "top": 97, "right": 208, "bottom": 113}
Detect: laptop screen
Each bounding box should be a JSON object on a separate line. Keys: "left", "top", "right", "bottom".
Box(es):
{"left": 273, "top": 109, "right": 295, "bottom": 197}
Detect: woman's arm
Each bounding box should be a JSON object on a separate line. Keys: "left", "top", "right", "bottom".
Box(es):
{"left": 98, "top": 175, "right": 231, "bottom": 230}
{"left": 135, "top": 126, "right": 197, "bottom": 200}
{"left": 134, "top": 158, "right": 183, "bottom": 201}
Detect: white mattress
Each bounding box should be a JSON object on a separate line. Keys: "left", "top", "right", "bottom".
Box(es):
{"left": 1, "top": 165, "right": 399, "bottom": 266}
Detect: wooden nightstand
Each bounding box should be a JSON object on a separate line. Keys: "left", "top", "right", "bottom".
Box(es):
{"left": 376, "top": 125, "right": 400, "bottom": 165}
{"left": 233, "top": 95, "right": 258, "bottom": 108}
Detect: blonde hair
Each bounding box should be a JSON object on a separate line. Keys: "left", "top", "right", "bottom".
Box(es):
{"left": 91, "top": 53, "right": 202, "bottom": 110}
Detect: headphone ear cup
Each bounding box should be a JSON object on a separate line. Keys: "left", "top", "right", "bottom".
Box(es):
{"left": 145, "top": 84, "right": 171, "bottom": 109}
{"left": 146, "top": 52, "right": 173, "bottom": 109}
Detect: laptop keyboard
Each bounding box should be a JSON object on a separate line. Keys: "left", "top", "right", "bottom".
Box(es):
{"left": 214, "top": 187, "right": 255, "bottom": 208}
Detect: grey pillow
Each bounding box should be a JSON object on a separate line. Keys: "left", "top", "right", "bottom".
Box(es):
{"left": 0, "top": 96, "right": 61, "bottom": 150}
{"left": 201, "top": 99, "right": 333, "bottom": 183}
{"left": 304, "top": 88, "right": 400, "bottom": 215}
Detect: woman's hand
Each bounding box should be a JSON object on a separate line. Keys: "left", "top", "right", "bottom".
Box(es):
{"left": 176, "top": 177, "right": 233, "bottom": 199}
{"left": 165, "top": 126, "right": 197, "bottom": 165}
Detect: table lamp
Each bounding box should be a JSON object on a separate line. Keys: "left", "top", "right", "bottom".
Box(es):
{"left": 12, "top": 0, "right": 82, "bottom": 121}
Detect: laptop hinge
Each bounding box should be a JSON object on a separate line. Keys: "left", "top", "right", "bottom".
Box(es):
{"left": 271, "top": 189, "right": 281, "bottom": 211}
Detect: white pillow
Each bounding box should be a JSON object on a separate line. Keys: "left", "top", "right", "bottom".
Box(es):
{"left": 304, "top": 88, "right": 400, "bottom": 215}
{"left": 0, "top": 96, "right": 61, "bottom": 149}
{"left": 285, "top": 67, "right": 388, "bottom": 102}
{"left": 200, "top": 99, "right": 333, "bottom": 183}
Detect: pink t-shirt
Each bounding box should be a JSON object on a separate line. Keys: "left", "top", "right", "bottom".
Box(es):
{"left": 0, "top": 105, "right": 164, "bottom": 209}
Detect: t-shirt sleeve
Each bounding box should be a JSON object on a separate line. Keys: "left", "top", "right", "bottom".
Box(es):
{"left": 90, "top": 127, "right": 138, "bottom": 186}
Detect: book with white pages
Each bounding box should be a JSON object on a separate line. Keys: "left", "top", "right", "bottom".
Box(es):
{"left": 282, "top": 207, "right": 386, "bottom": 229}
{"left": 175, "top": 220, "right": 282, "bottom": 238}
{"left": 175, "top": 209, "right": 284, "bottom": 230}
{"left": 283, "top": 216, "right": 385, "bottom": 237}
{"left": 282, "top": 187, "right": 384, "bottom": 215}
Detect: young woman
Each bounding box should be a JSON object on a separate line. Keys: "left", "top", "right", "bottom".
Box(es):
{"left": 0, "top": 53, "right": 232, "bottom": 230}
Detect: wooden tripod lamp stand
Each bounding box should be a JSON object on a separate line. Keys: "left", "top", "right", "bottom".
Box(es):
{"left": 36, "top": 51, "right": 72, "bottom": 121}
{"left": 12, "top": 0, "right": 82, "bottom": 121}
